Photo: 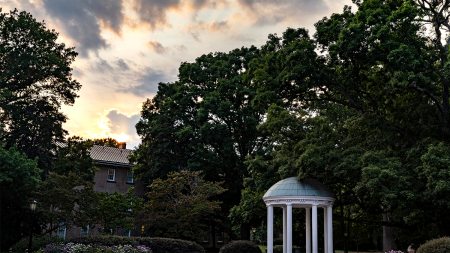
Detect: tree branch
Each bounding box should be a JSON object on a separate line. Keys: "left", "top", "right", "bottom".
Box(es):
{"left": 408, "top": 81, "right": 443, "bottom": 115}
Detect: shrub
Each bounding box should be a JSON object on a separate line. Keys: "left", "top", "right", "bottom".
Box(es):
{"left": 68, "top": 236, "right": 204, "bottom": 253}
{"left": 273, "top": 245, "right": 301, "bottom": 253}
{"left": 43, "top": 242, "right": 151, "bottom": 253}
{"left": 417, "top": 237, "right": 450, "bottom": 253}
{"left": 147, "top": 237, "right": 204, "bottom": 253}
{"left": 219, "top": 240, "right": 261, "bottom": 253}
{"left": 273, "top": 245, "right": 283, "bottom": 253}
{"left": 10, "top": 235, "right": 63, "bottom": 253}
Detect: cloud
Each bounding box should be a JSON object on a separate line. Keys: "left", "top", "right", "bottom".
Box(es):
{"left": 132, "top": 0, "right": 212, "bottom": 28}
{"left": 116, "top": 58, "right": 130, "bottom": 70}
{"left": 122, "top": 68, "right": 173, "bottom": 96}
{"left": 106, "top": 110, "right": 141, "bottom": 148}
{"left": 90, "top": 57, "right": 130, "bottom": 72}
{"left": 147, "top": 41, "right": 168, "bottom": 54}
{"left": 237, "top": 0, "right": 328, "bottom": 26}
{"left": 43, "top": 0, "right": 123, "bottom": 56}
{"left": 132, "top": 0, "right": 180, "bottom": 28}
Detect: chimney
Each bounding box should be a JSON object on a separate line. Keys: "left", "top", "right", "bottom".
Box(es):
{"left": 118, "top": 142, "right": 127, "bottom": 149}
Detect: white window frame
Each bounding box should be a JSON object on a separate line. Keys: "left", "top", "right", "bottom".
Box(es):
{"left": 107, "top": 169, "right": 116, "bottom": 182}
{"left": 126, "top": 170, "right": 134, "bottom": 184}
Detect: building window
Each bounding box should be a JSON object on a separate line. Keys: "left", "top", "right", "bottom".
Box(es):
{"left": 107, "top": 169, "right": 115, "bottom": 182}
{"left": 126, "top": 170, "right": 134, "bottom": 184}
{"left": 80, "top": 225, "right": 90, "bottom": 237}
{"left": 56, "top": 224, "right": 66, "bottom": 240}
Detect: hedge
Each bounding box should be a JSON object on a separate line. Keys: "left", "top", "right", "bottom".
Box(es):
{"left": 10, "top": 235, "right": 63, "bottom": 253}
{"left": 219, "top": 240, "right": 261, "bottom": 253}
{"left": 417, "top": 237, "right": 450, "bottom": 253}
{"left": 71, "top": 236, "right": 205, "bottom": 253}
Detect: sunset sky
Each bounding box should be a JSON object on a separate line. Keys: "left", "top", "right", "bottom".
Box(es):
{"left": 1, "top": 0, "right": 351, "bottom": 148}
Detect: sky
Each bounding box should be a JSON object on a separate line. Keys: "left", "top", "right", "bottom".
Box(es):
{"left": 1, "top": 0, "right": 351, "bottom": 149}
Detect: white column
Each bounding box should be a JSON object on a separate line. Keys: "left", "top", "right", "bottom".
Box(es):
{"left": 306, "top": 208, "right": 311, "bottom": 253}
{"left": 327, "top": 205, "right": 333, "bottom": 253}
{"left": 268, "top": 205, "right": 274, "bottom": 253}
{"left": 312, "top": 205, "right": 318, "bottom": 253}
{"left": 283, "top": 206, "right": 287, "bottom": 253}
{"left": 287, "top": 203, "right": 293, "bottom": 253}
{"left": 324, "top": 207, "right": 328, "bottom": 253}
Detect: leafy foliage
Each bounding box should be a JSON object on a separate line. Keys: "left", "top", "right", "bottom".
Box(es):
{"left": 416, "top": 237, "right": 450, "bottom": 253}
{"left": 34, "top": 172, "right": 98, "bottom": 235}
{"left": 0, "top": 146, "right": 41, "bottom": 250}
{"left": 219, "top": 240, "right": 262, "bottom": 253}
{"left": 69, "top": 236, "right": 205, "bottom": 253}
{"left": 10, "top": 235, "right": 62, "bottom": 253}
{"left": 96, "top": 191, "right": 143, "bottom": 233}
{"left": 0, "top": 9, "right": 80, "bottom": 170}
{"left": 143, "top": 170, "right": 225, "bottom": 240}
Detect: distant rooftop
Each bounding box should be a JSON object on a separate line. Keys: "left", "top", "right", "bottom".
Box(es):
{"left": 90, "top": 145, "right": 132, "bottom": 167}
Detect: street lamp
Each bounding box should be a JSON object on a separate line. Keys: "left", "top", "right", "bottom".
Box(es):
{"left": 28, "top": 200, "right": 37, "bottom": 253}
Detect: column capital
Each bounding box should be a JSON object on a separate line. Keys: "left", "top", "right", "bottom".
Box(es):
{"left": 286, "top": 202, "right": 293, "bottom": 206}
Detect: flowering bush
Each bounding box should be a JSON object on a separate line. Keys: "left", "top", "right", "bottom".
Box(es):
{"left": 43, "top": 242, "right": 151, "bottom": 253}
{"left": 385, "top": 250, "right": 404, "bottom": 253}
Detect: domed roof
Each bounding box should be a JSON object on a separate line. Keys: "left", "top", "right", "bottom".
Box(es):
{"left": 263, "top": 177, "right": 333, "bottom": 199}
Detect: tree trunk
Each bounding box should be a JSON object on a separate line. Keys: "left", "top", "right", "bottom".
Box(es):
{"left": 382, "top": 213, "right": 396, "bottom": 251}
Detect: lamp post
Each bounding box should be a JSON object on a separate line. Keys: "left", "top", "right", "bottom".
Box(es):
{"left": 28, "top": 200, "right": 37, "bottom": 253}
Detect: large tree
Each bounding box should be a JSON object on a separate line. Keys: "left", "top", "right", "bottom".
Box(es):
{"left": 135, "top": 0, "right": 449, "bottom": 249}
{"left": 0, "top": 9, "right": 80, "bottom": 249}
{"left": 0, "top": 9, "right": 80, "bottom": 172}
{"left": 233, "top": 0, "right": 450, "bottom": 251}
{"left": 134, "top": 46, "right": 264, "bottom": 238}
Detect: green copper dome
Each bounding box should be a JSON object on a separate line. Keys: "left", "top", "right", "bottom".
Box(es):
{"left": 263, "top": 177, "right": 333, "bottom": 199}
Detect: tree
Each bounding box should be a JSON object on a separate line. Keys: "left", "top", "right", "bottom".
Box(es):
{"left": 34, "top": 172, "right": 98, "bottom": 235}
{"left": 52, "top": 136, "right": 96, "bottom": 181}
{"left": 96, "top": 190, "right": 143, "bottom": 234}
{"left": 92, "top": 138, "right": 121, "bottom": 148}
{"left": 234, "top": 0, "right": 449, "bottom": 250}
{"left": 143, "top": 170, "right": 225, "bottom": 241}
{"left": 134, "top": 46, "right": 264, "bottom": 238}
{"left": 0, "top": 146, "right": 40, "bottom": 250}
{"left": 0, "top": 9, "right": 80, "bottom": 172}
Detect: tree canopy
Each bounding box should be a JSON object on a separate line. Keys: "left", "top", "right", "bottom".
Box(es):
{"left": 143, "top": 170, "right": 225, "bottom": 240}
{"left": 135, "top": 0, "right": 450, "bottom": 250}
{"left": 0, "top": 9, "right": 80, "bottom": 171}
{"left": 0, "top": 9, "right": 80, "bottom": 250}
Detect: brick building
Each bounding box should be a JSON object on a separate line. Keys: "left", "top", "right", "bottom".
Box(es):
{"left": 56, "top": 143, "right": 142, "bottom": 239}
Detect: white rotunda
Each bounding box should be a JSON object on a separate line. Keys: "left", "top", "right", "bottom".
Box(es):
{"left": 263, "top": 177, "right": 335, "bottom": 253}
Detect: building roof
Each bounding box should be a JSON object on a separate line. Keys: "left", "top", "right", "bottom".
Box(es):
{"left": 263, "top": 177, "right": 334, "bottom": 199}
{"left": 89, "top": 145, "right": 132, "bottom": 167}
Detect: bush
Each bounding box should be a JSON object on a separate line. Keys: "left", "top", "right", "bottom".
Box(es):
{"left": 273, "top": 245, "right": 283, "bottom": 253}
{"left": 43, "top": 242, "right": 151, "bottom": 253}
{"left": 148, "top": 237, "right": 204, "bottom": 253}
{"left": 219, "top": 240, "right": 261, "bottom": 253}
{"left": 69, "top": 236, "right": 204, "bottom": 253}
{"left": 273, "top": 245, "right": 301, "bottom": 253}
{"left": 10, "top": 235, "right": 62, "bottom": 253}
{"left": 417, "top": 237, "right": 450, "bottom": 253}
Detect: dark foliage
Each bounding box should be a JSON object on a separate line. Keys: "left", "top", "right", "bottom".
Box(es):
{"left": 10, "top": 235, "right": 62, "bottom": 253}
{"left": 70, "top": 236, "right": 205, "bottom": 253}
{"left": 219, "top": 240, "right": 261, "bottom": 253}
